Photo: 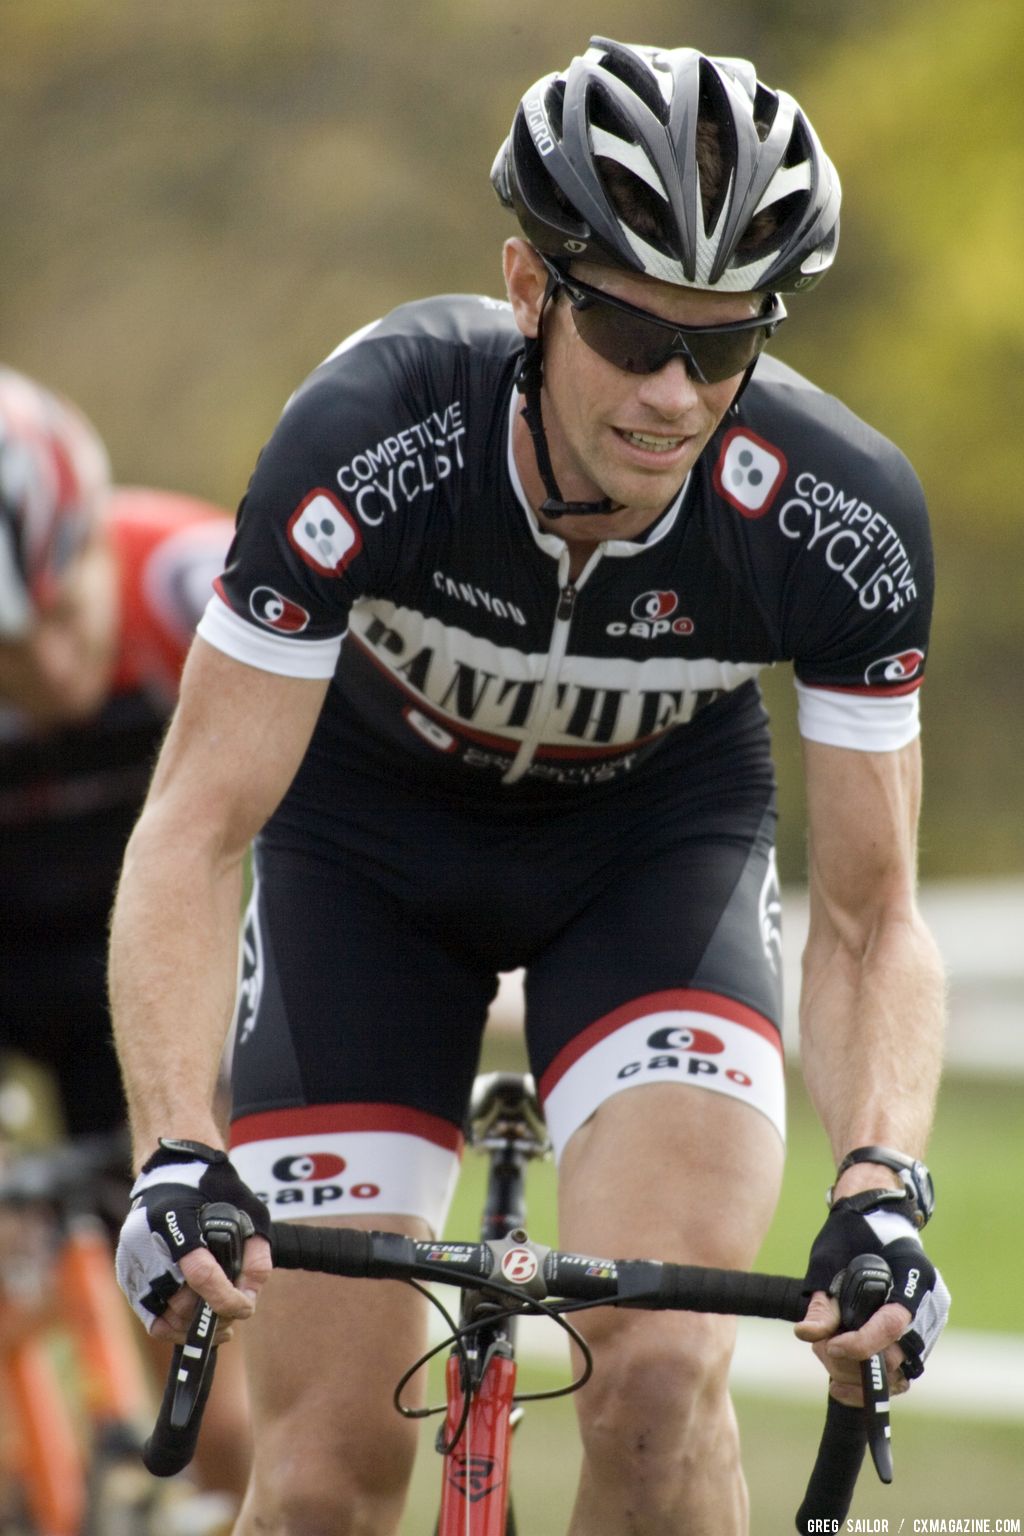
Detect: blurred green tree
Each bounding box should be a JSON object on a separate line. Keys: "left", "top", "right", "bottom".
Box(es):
{"left": 0, "top": 0, "right": 1018, "bottom": 875}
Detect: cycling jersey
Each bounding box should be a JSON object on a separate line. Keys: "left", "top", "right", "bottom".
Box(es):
{"left": 0, "top": 488, "right": 231, "bottom": 1134}
{"left": 212, "top": 294, "right": 933, "bottom": 1227}
{"left": 199, "top": 294, "right": 933, "bottom": 800}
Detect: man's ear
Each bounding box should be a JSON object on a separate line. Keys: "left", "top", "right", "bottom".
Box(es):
{"left": 503, "top": 239, "right": 548, "bottom": 339}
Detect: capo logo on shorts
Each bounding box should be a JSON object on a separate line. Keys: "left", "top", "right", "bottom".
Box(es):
{"left": 713, "top": 428, "right": 788, "bottom": 519}
{"left": 287, "top": 488, "right": 362, "bottom": 575}
{"left": 271, "top": 1153, "right": 347, "bottom": 1182}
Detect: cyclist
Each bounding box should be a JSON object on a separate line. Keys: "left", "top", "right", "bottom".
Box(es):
{"left": 0, "top": 365, "right": 252, "bottom": 1517}
{"left": 112, "top": 39, "right": 950, "bottom": 1536}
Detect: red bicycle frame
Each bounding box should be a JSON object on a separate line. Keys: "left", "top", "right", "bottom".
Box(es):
{"left": 438, "top": 1350, "right": 518, "bottom": 1536}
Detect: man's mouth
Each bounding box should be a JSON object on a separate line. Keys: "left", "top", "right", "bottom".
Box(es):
{"left": 617, "top": 429, "right": 688, "bottom": 453}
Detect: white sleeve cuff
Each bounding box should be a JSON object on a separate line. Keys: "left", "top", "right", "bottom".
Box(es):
{"left": 197, "top": 594, "right": 343, "bottom": 679}
{"left": 795, "top": 680, "right": 921, "bottom": 752}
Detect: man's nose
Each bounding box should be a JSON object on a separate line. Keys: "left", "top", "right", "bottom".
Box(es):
{"left": 634, "top": 355, "right": 702, "bottom": 417}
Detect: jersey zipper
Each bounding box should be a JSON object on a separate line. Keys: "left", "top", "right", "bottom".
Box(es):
{"left": 503, "top": 550, "right": 596, "bottom": 785}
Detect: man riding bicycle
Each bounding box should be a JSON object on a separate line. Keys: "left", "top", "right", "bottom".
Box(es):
{"left": 113, "top": 39, "right": 950, "bottom": 1535}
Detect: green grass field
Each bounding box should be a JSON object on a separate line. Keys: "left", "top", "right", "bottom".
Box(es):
{"left": 401, "top": 1380, "right": 1024, "bottom": 1533}
{"left": 395, "top": 1030, "right": 1024, "bottom": 1531}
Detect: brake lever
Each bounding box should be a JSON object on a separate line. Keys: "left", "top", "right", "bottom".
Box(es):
{"left": 169, "top": 1202, "right": 253, "bottom": 1430}
{"left": 830, "top": 1253, "right": 894, "bottom": 1484}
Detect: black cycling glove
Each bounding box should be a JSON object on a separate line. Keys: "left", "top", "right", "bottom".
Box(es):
{"left": 115, "top": 1138, "right": 271, "bottom": 1331}
{"left": 804, "top": 1189, "right": 951, "bottom": 1378}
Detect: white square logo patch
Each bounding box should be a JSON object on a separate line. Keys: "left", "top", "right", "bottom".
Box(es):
{"left": 287, "top": 490, "right": 362, "bottom": 575}
{"left": 712, "top": 428, "right": 788, "bottom": 519}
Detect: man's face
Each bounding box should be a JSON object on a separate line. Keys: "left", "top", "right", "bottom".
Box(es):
{"left": 0, "top": 528, "right": 118, "bottom": 724}
{"left": 506, "top": 241, "right": 764, "bottom": 546}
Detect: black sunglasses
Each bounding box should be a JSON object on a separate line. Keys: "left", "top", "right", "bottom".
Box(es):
{"left": 539, "top": 256, "right": 786, "bottom": 386}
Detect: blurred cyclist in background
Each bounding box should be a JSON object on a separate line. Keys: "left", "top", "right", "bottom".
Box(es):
{"left": 0, "top": 364, "right": 251, "bottom": 1520}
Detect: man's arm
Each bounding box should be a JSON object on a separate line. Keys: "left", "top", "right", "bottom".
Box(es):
{"left": 109, "top": 636, "right": 328, "bottom": 1332}
{"left": 798, "top": 736, "right": 945, "bottom": 1168}
{"left": 110, "top": 635, "right": 329, "bottom": 1154}
{"left": 794, "top": 736, "right": 947, "bottom": 1386}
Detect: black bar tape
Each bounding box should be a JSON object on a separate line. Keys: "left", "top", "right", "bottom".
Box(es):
{"left": 795, "top": 1397, "right": 867, "bottom": 1532}
{"left": 270, "top": 1222, "right": 375, "bottom": 1276}
{"left": 616, "top": 1260, "right": 807, "bottom": 1321}
{"left": 142, "top": 1341, "right": 218, "bottom": 1478}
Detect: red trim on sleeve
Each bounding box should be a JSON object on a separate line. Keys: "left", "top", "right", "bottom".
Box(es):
{"left": 806, "top": 678, "right": 924, "bottom": 698}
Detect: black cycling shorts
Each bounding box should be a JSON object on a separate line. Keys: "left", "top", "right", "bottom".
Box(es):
{"left": 227, "top": 738, "right": 786, "bottom": 1233}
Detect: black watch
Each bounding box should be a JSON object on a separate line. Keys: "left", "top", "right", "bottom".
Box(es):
{"left": 832, "top": 1144, "right": 935, "bottom": 1227}
{"left": 157, "top": 1137, "right": 228, "bottom": 1165}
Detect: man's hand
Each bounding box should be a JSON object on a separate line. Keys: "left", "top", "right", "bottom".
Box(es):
{"left": 115, "top": 1138, "right": 273, "bottom": 1340}
{"left": 795, "top": 1193, "right": 950, "bottom": 1403}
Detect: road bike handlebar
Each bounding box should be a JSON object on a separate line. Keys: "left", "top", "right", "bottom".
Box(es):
{"left": 142, "top": 1210, "right": 894, "bottom": 1530}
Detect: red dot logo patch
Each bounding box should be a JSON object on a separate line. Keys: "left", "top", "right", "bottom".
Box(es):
{"left": 287, "top": 489, "right": 362, "bottom": 575}
{"left": 713, "top": 428, "right": 788, "bottom": 519}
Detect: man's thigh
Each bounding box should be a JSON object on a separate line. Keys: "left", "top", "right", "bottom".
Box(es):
{"left": 526, "top": 811, "right": 786, "bottom": 1166}
{"left": 228, "top": 839, "right": 498, "bottom": 1234}
{"left": 558, "top": 1083, "right": 784, "bottom": 1270}
{"left": 239, "top": 1213, "right": 430, "bottom": 1509}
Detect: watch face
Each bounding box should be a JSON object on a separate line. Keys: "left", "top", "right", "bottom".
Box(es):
{"left": 839, "top": 1147, "right": 934, "bottom": 1223}
{"left": 911, "top": 1160, "right": 936, "bottom": 1216}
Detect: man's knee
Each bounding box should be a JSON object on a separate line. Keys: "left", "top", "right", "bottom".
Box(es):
{"left": 575, "top": 1312, "right": 737, "bottom": 1465}
{"left": 246, "top": 1401, "right": 418, "bottom": 1534}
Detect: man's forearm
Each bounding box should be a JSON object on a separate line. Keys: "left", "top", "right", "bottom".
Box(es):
{"left": 798, "top": 906, "right": 946, "bottom": 1165}
{"left": 109, "top": 816, "right": 245, "bottom": 1166}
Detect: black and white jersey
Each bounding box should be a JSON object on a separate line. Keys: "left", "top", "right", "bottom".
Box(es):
{"left": 199, "top": 295, "right": 933, "bottom": 797}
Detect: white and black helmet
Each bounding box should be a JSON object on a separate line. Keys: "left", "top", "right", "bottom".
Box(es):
{"left": 492, "top": 37, "right": 841, "bottom": 293}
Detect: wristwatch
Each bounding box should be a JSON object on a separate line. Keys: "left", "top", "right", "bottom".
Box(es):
{"left": 831, "top": 1144, "right": 935, "bottom": 1227}
{"left": 157, "top": 1137, "right": 228, "bottom": 1164}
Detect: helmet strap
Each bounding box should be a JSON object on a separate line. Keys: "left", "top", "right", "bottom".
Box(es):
{"left": 514, "top": 282, "right": 616, "bottom": 520}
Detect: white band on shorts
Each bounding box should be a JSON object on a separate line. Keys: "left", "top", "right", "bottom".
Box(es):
{"left": 230, "top": 1103, "right": 463, "bottom": 1237}
{"left": 538, "top": 988, "right": 786, "bottom": 1160}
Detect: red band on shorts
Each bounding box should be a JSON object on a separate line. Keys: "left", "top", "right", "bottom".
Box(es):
{"left": 539, "top": 987, "right": 781, "bottom": 1102}
{"left": 230, "top": 1101, "right": 464, "bottom": 1155}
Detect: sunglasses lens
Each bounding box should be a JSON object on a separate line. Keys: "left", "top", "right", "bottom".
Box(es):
{"left": 687, "top": 328, "right": 770, "bottom": 383}
{"left": 571, "top": 302, "right": 669, "bottom": 375}
{"left": 568, "top": 290, "right": 773, "bottom": 384}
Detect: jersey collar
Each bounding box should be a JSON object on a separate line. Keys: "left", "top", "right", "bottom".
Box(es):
{"left": 504, "top": 388, "right": 691, "bottom": 563}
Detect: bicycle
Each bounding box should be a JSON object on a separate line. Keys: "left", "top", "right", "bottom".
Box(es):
{"left": 142, "top": 1072, "right": 896, "bottom": 1534}
{"left": 0, "top": 1130, "right": 232, "bottom": 1536}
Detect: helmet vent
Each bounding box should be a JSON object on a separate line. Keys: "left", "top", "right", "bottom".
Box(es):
{"left": 595, "top": 158, "right": 672, "bottom": 253}
{"left": 587, "top": 36, "right": 669, "bottom": 123}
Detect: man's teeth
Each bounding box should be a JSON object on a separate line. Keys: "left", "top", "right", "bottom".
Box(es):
{"left": 622, "top": 430, "right": 684, "bottom": 451}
